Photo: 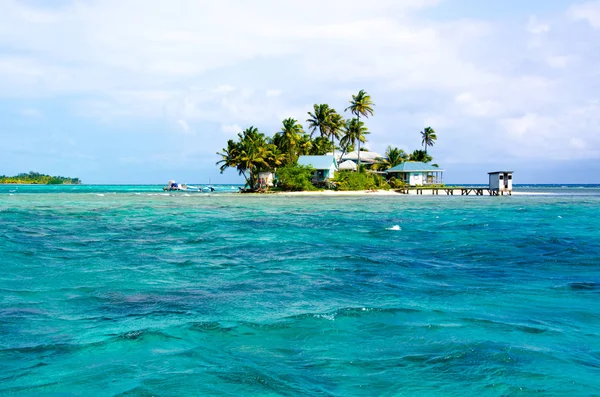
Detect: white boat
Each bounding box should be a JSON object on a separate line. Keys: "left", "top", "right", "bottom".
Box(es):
{"left": 163, "top": 180, "right": 199, "bottom": 192}
{"left": 163, "top": 180, "right": 214, "bottom": 192}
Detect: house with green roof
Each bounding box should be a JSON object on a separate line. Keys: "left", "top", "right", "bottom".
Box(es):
{"left": 297, "top": 155, "right": 338, "bottom": 182}
{"left": 386, "top": 162, "right": 444, "bottom": 186}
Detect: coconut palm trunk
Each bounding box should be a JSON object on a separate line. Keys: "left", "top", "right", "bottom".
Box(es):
{"left": 356, "top": 115, "right": 361, "bottom": 169}
{"left": 332, "top": 131, "right": 336, "bottom": 159}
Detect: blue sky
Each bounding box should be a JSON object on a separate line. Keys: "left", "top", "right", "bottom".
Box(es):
{"left": 1, "top": 0, "right": 599, "bottom": 184}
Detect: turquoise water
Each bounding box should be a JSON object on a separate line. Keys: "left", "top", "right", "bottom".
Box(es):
{"left": 1, "top": 186, "right": 599, "bottom": 396}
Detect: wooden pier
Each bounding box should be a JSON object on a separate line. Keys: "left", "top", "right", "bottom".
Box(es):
{"left": 396, "top": 187, "right": 511, "bottom": 196}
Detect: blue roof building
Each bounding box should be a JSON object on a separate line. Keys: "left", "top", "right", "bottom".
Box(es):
{"left": 386, "top": 162, "right": 444, "bottom": 186}
{"left": 297, "top": 155, "right": 338, "bottom": 182}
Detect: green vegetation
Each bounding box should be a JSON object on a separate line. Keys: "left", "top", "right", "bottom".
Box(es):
{"left": 388, "top": 177, "right": 408, "bottom": 189}
{"left": 421, "top": 126, "right": 437, "bottom": 154}
{"left": 216, "top": 89, "right": 439, "bottom": 192}
{"left": 272, "top": 118, "right": 306, "bottom": 166}
{"left": 375, "top": 146, "right": 409, "bottom": 171}
{"left": 344, "top": 90, "right": 374, "bottom": 167}
{"left": 216, "top": 127, "right": 284, "bottom": 191}
{"left": 0, "top": 172, "right": 81, "bottom": 185}
{"left": 408, "top": 149, "right": 433, "bottom": 163}
{"left": 334, "top": 170, "right": 390, "bottom": 191}
{"left": 340, "top": 118, "right": 369, "bottom": 160}
{"left": 275, "top": 165, "right": 316, "bottom": 191}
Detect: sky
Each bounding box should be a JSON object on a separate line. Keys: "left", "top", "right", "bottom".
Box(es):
{"left": 1, "top": 0, "right": 599, "bottom": 184}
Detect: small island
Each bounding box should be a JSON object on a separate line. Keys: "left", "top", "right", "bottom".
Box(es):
{"left": 216, "top": 89, "right": 440, "bottom": 192}
{"left": 0, "top": 171, "right": 81, "bottom": 185}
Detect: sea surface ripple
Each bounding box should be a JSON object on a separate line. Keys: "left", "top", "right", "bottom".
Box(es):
{"left": 1, "top": 186, "right": 600, "bottom": 396}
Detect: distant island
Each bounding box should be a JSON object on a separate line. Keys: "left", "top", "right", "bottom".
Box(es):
{"left": 216, "top": 89, "right": 440, "bottom": 192}
{"left": 0, "top": 172, "right": 81, "bottom": 185}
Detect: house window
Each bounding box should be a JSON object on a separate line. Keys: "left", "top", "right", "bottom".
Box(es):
{"left": 508, "top": 175, "right": 512, "bottom": 180}
{"left": 499, "top": 175, "right": 504, "bottom": 180}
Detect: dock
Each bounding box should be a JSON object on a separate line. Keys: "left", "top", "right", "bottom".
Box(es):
{"left": 396, "top": 187, "right": 511, "bottom": 196}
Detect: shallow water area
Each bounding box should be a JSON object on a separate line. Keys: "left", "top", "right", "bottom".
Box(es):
{"left": 1, "top": 185, "right": 599, "bottom": 395}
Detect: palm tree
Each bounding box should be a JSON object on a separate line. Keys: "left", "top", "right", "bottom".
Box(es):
{"left": 345, "top": 90, "right": 374, "bottom": 168}
{"left": 378, "top": 146, "right": 408, "bottom": 170}
{"left": 297, "top": 133, "right": 313, "bottom": 155}
{"left": 408, "top": 149, "right": 433, "bottom": 163}
{"left": 216, "top": 139, "right": 240, "bottom": 174}
{"left": 421, "top": 126, "right": 437, "bottom": 154}
{"left": 310, "top": 136, "right": 334, "bottom": 155}
{"left": 217, "top": 126, "right": 283, "bottom": 190}
{"left": 274, "top": 118, "right": 304, "bottom": 165}
{"left": 306, "top": 104, "right": 331, "bottom": 139}
{"left": 326, "top": 110, "right": 345, "bottom": 158}
{"left": 340, "top": 118, "right": 369, "bottom": 166}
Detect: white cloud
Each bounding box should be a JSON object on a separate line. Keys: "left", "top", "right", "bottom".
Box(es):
{"left": 528, "top": 15, "right": 550, "bottom": 34}
{"left": 221, "top": 124, "right": 242, "bottom": 136}
{"left": 0, "top": 0, "right": 599, "bottom": 171}
{"left": 500, "top": 103, "right": 600, "bottom": 160}
{"left": 19, "top": 108, "right": 42, "bottom": 118}
{"left": 176, "top": 119, "right": 192, "bottom": 135}
{"left": 569, "top": 0, "right": 600, "bottom": 29}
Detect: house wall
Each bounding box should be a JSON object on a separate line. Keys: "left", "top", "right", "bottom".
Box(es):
{"left": 328, "top": 164, "right": 337, "bottom": 179}
{"left": 312, "top": 165, "right": 336, "bottom": 182}
{"left": 489, "top": 173, "right": 513, "bottom": 191}
{"left": 505, "top": 174, "right": 513, "bottom": 191}
{"left": 489, "top": 174, "right": 500, "bottom": 190}
{"left": 409, "top": 173, "right": 423, "bottom": 186}
{"left": 258, "top": 172, "right": 274, "bottom": 187}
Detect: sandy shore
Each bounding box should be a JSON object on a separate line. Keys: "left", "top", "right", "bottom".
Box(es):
{"left": 275, "top": 189, "right": 400, "bottom": 196}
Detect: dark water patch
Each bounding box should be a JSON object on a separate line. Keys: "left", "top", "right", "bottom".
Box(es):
{"left": 115, "top": 386, "right": 156, "bottom": 397}
{"left": 569, "top": 282, "right": 600, "bottom": 291}
{"left": 0, "top": 307, "right": 48, "bottom": 320}
{"left": 214, "top": 366, "right": 304, "bottom": 397}
{"left": 116, "top": 329, "right": 181, "bottom": 342}
{"left": 461, "top": 317, "right": 552, "bottom": 335}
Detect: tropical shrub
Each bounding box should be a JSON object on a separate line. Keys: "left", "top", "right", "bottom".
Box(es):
{"left": 334, "top": 170, "right": 390, "bottom": 191}
{"left": 276, "top": 165, "right": 316, "bottom": 191}
{"left": 389, "top": 177, "right": 407, "bottom": 188}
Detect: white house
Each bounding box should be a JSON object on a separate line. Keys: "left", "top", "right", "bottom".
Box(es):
{"left": 297, "top": 155, "right": 338, "bottom": 182}
{"left": 488, "top": 171, "right": 513, "bottom": 194}
{"left": 386, "top": 162, "right": 444, "bottom": 186}
{"left": 338, "top": 150, "right": 384, "bottom": 165}
{"left": 337, "top": 160, "right": 358, "bottom": 171}
{"left": 258, "top": 172, "right": 275, "bottom": 187}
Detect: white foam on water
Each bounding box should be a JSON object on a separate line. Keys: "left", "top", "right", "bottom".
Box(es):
{"left": 386, "top": 225, "right": 401, "bottom": 231}
{"left": 315, "top": 313, "right": 335, "bottom": 321}
{"left": 558, "top": 215, "right": 562, "bottom": 218}
{"left": 95, "top": 194, "right": 105, "bottom": 197}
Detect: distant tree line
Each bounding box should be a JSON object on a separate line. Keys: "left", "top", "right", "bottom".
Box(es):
{"left": 0, "top": 171, "right": 81, "bottom": 185}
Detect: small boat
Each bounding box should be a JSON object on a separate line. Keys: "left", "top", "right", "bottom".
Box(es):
{"left": 162, "top": 181, "right": 214, "bottom": 192}
{"left": 163, "top": 180, "right": 201, "bottom": 192}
